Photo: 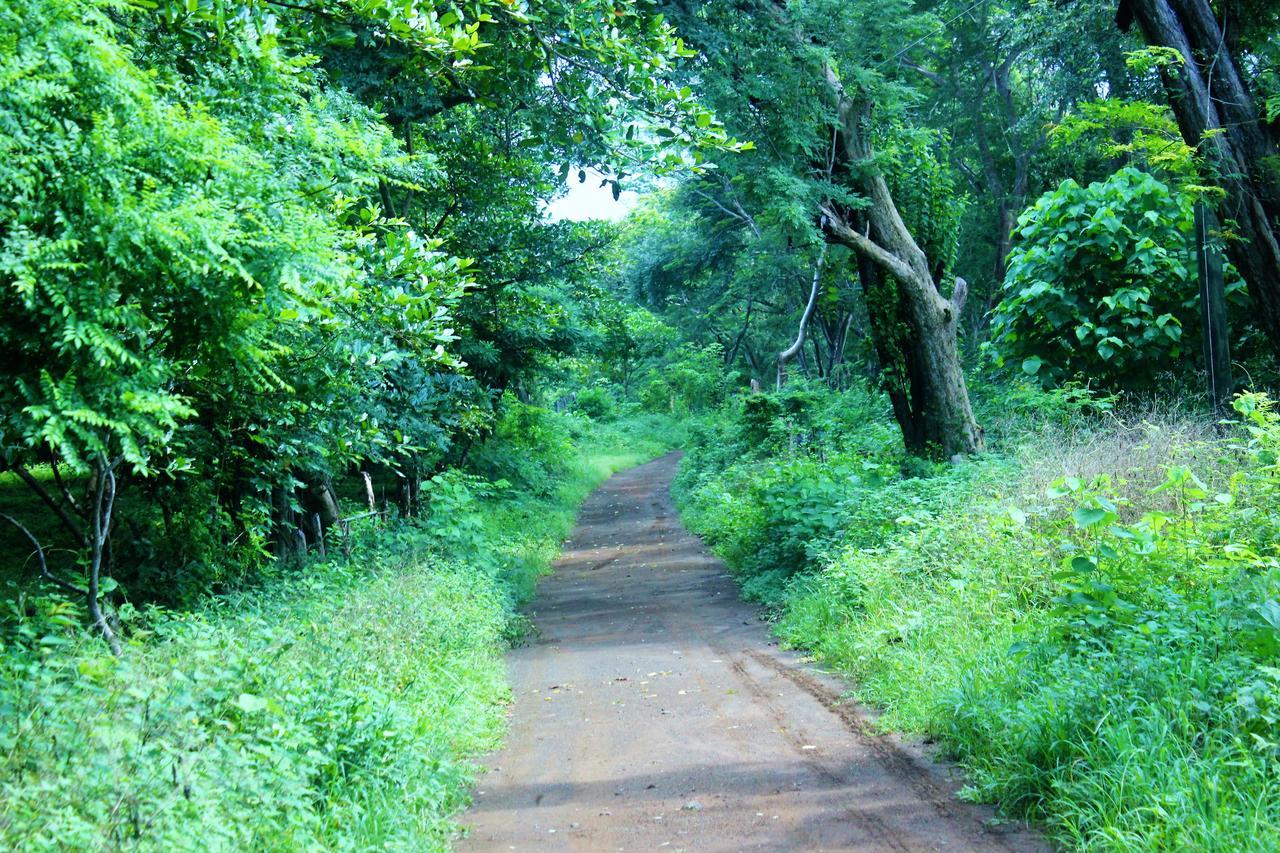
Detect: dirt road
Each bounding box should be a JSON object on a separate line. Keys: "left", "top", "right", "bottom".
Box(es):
{"left": 461, "top": 453, "right": 1042, "bottom": 852}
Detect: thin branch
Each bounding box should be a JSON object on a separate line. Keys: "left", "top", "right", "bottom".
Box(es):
{"left": 10, "top": 464, "right": 87, "bottom": 547}
{"left": 0, "top": 512, "right": 83, "bottom": 596}
{"left": 691, "top": 187, "right": 761, "bottom": 237}
{"left": 48, "top": 460, "right": 85, "bottom": 519}
{"left": 86, "top": 457, "right": 121, "bottom": 655}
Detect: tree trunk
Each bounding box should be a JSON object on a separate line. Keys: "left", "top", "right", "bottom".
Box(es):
{"left": 86, "top": 456, "right": 121, "bottom": 654}
{"left": 821, "top": 75, "right": 983, "bottom": 456}
{"left": 1196, "top": 202, "right": 1232, "bottom": 411}
{"left": 301, "top": 472, "right": 341, "bottom": 546}
{"left": 1120, "top": 0, "right": 1280, "bottom": 357}
{"left": 777, "top": 254, "right": 824, "bottom": 389}
{"left": 853, "top": 246, "right": 982, "bottom": 456}
{"left": 396, "top": 460, "right": 421, "bottom": 518}
{"left": 724, "top": 298, "right": 754, "bottom": 367}
{"left": 827, "top": 311, "right": 853, "bottom": 386}
{"left": 271, "top": 482, "right": 305, "bottom": 563}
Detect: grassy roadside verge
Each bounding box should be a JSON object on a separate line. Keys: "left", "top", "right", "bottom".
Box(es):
{"left": 0, "top": 409, "right": 678, "bottom": 850}
{"left": 673, "top": 381, "right": 1280, "bottom": 849}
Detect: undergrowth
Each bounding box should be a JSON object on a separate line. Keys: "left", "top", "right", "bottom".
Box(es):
{"left": 675, "top": 379, "right": 1280, "bottom": 849}
{"left": 0, "top": 406, "right": 677, "bottom": 850}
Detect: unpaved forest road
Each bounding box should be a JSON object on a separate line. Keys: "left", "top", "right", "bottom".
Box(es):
{"left": 462, "top": 453, "right": 1044, "bottom": 852}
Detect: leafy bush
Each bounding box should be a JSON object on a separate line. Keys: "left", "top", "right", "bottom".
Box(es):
{"left": 0, "top": 410, "right": 677, "bottom": 849}
{"left": 0, "top": 540, "right": 509, "bottom": 850}
{"left": 470, "top": 400, "right": 575, "bottom": 497}
{"left": 573, "top": 386, "right": 620, "bottom": 421}
{"left": 636, "top": 343, "right": 733, "bottom": 414}
{"left": 675, "top": 381, "right": 914, "bottom": 602}
{"left": 990, "top": 168, "right": 1200, "bottom": 389}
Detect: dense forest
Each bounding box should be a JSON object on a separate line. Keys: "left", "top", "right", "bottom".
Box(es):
{"left": 2, "top": 0, "right": 1279, "bottom": 848}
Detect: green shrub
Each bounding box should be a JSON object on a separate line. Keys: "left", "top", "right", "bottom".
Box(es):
{"left": 573, "top": 386, "right": 620, "bottom": 421}
{"left": 676, "top": 383, "right": 1280, "bottom": 847}
{"left": 0, "top": 408, "right": 678, "bottom": 850}
{"left": 0, "top": 545, "right": 508, "bottom": 850}
{"left": 990, "top": 168, "right": 1201, "bottom": 389}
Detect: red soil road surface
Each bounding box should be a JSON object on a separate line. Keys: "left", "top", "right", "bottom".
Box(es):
{"left": 461, "top": 453, "right": 1045, "bottom": 852}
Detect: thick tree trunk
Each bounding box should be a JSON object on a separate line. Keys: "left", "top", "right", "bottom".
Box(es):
{"left": 821, "top": 75, "right": 984, "bottom": 457}
{"left": 850, "top": 238, "right": 983, "bottom": 456}
{"left": 1120, "top": 0, "right": 1280, "bottom": 357}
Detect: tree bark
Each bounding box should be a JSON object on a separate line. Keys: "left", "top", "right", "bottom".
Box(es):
{"left": 301, "top": 472, "right": 341, "bottom": 546}
{"left": 821, "top": 74, "right": 984, "bottom": 456}
{"left": 1120, "top": 0, "right": 1280, "bottom": 357}
{"left": 1196, "top": 202, "right": 1232, "bottom": 411}
{"left": 271, "top": 481, "right": 305, "bottom": 563}
{"left": 86, "top": 456, "right": 121, "bottom": 654}
{"left": 777, "top": 255, "right": 824, "bottom": 389}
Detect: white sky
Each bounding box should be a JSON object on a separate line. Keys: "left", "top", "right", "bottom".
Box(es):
{"left": 544, "top": 166, "right": 641, "bottom": 222}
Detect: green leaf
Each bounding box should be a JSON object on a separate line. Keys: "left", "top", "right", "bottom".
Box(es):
{"left": 1070, "top": 555, "right": 1097, "bottom": 573}
{"left": 1073, "top": 505, "right": 1112, "bottom": 527}
{"left": 234, "top": 693, "right": 269, "bottom": 713}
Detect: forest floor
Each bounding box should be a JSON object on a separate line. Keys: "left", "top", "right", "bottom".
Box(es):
{"left": 461, "top": 453, "right": 1045, "bottom": 852}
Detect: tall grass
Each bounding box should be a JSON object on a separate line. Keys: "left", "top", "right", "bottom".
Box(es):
{"left": 675, "top": 383, "right": 1280, "bottom": 849}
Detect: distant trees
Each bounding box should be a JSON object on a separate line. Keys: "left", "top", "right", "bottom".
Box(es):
{"left": 639, "top": 0, "right": 984, "bottom": 456}
{"left": 624, "top": 0, "right": 1280, "bottom": 457}
{"left": 0, "top": 0, "right": 738, "bottom": 639}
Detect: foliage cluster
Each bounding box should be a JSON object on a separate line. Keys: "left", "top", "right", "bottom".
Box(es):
{"left": 0, "top": 0, "right": 736, "bottom": 635}
{"left": 0, "top": 409, "right": 677, "bottom": 850}
{"left": 991, "top": 168, "right": 1209, "bottom": 388}
{"left": 675, "top": 384, "right": 1280, "bottom": 847}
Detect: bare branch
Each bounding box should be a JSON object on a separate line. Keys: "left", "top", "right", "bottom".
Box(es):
{"left": 819, "top": 204, "right": 916, "bottom": 283}
{"left": 691, "top": 188, "right": 761, "bottom": 237}
{"left": 0, "top": 512, "right": 83, "bottom": 596}
{"left": 9, "top": 464, "right": 87, "bottom": 547}
{"left": 48, "top": 460, "right": 85, "bottom": 519}
{"left": 777, "top": 250, "right": 826, "bottom": 389}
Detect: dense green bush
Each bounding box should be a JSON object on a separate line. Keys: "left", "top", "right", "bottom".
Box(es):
{"left": 0, "top": 410, "right": 677, "bottom": 849}
{"left": 636, "top": 343, "right": 734, "bottom": 414}
{"left": 675, "top": 380, "right": 914, "bottom": 601}
{"left": 1, "top": 551, "right": 509, "bottom": 850}
{"left": 990, "top": 168, "right": 1200, "bottom": 389}
{"left": 0, "top": 0, "right": 738, "bottom": 637}
{"left": 676, "top": 382, "right": 1280, "bottom": 847}
{"left": 572, "top": 386, "right": 621, "bottom": 422}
